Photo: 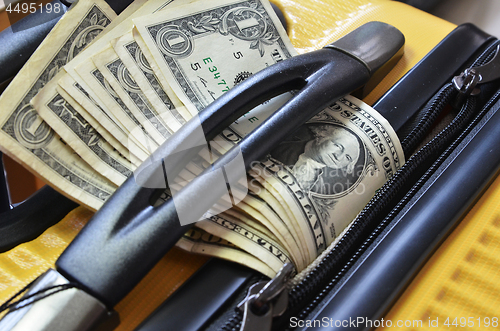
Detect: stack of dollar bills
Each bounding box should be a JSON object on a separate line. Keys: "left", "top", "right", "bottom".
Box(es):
{"left": 0, "top": 0, "right": 404, "bottom": 277}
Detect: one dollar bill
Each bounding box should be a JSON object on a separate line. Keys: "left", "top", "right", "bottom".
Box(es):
{"left": 246, "top": 96, "right": 405, "bottom": 264}
{"left": 0, "top": 0, "right": 118, "bottom": 210}
{"left": 32, "top": 71, "right": 135, "bottom": 186}
{"left": 133, "top": 0, "right": 297, "bottom": 116}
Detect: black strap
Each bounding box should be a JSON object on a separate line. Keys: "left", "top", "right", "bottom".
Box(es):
{"left": 0, "top": 153, "right": 10, "bottom": 213}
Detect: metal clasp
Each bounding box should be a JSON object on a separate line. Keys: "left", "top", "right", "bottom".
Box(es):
{"left": 453, "top": 68, "right": 481, "bottom": 96}
{"left": 238, "top": 263, "right": 294, "bottom": 331}
{"left": 453, "top": 44, "right": 500, "bottom": 97}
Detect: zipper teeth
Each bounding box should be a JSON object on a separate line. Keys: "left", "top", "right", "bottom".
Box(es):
{"left": 288, "top": 95, "right": 475, "bottom": 311}
{"left": 222, "top": 89, "right": 460, "bottom": 330}
{"left": 285, "top": 40, "right": 500, "bottom": 325}
{"left": 222, "top": 312, "right": 243, "bottom": 331}
{"left": 400, "top": 84, "right": 455, "bottom": 157}
{"left": 220, "top": 40, "right": 500, "bottom": 331}
{"left": 290, "top": 87, "right": 500, "bottom": 326}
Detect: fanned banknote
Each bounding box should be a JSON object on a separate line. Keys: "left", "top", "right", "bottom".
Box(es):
{"left": 178, "top": 226, "right": 276, "bottom": 277}
{"left": 233, "top": 96, "right": 405, "bottom": 263}
{"left": 196, "top": 213, "right": 292, "bottom": 273}
{"left": 58, "top": 0, "right": 194, "bottom": 145}
{"left": 133, "top": 0, "right": 297, "bottom": 116}
{"left": 92, "top": 46, "right": 174, "bottom": 143}
{"left": 32, "top": 71, "right": 135, "bottom": 186}
{"left": 56, "top": 72, "right": 150, "bottom": 162}
{"left": 0, "top": 0, "right": 118, "bottom": 210}
{"left": 175, "top": 94, "right": 405, "bottom": 267}
{"left": 111, "top": 30, "right": 189, "bottom": 128}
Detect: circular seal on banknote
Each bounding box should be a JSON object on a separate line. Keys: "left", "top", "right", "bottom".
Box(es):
{"left": 66, "top": 11, "right": 109, "bottom": 62}
{"left": 14, "top": 104, "right": 54, "bottom": 150}
{"left": 117, "top": 62, "right": 142, "bottom": 94}
{"left": 134, "top": 47, "right": 154, "bottom": 75}
{"left": 223, "top": 8, "right": 267, "bottom": 41}
{"left": 234, "top": 71, "right": 252, "bottom": 85}
{"left": 103, "top": 78, "right": 119, "bottom": 99}
{"left": 156, "top": 25, "right": 193, "bottom": 58}
{"left": 269, "top": 123, "right": 366, "bottom": 196}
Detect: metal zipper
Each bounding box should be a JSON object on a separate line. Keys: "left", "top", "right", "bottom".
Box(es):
{"left": 238, "top": 263, "right": 294, "bottom": 331}
{"left": 282, "top": 40, "right": 500, "bottom": 328}
{"left": 224, "top": 40, "right": 500, "bottom": 331}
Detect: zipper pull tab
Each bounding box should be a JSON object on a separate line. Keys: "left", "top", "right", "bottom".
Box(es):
{"left": 466, "top": 44, "right": 500, "bottom": 85}
{"left": 238, "top": 263, "right": 294, "bottom": 331}
{"left": 453, "top": 68, "right": 481, "bottom": 97}
{"left": 452, "top": 44, "right": 500, "bottom": 106}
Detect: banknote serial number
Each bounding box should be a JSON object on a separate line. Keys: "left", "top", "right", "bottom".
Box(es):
{"left": 6, "top": 2, "right": 63, "bottom": 14}
{"left": 191, "top": 56, "right": 242, "bottom": 101}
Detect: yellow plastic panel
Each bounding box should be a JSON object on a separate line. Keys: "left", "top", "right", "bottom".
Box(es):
{"left": 0, "top": 207, "right": 208, "bottom": 330}
{"left": 0, "top": 207, "right": 93, "bottom": 302}
{"left": 273, "top": 0, "right": 455, "bottom": 105}
{"left": 378, "top": 173, "right": 500, "bottom": 330}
